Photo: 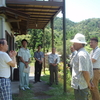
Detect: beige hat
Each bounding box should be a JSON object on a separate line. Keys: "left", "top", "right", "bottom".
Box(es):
{"left": 70, "top": 33, "right": 87, "bottom": 44}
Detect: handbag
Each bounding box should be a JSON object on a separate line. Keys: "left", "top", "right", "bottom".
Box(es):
{"left": 23, "top": 65, "right": 30, "bottom": 73}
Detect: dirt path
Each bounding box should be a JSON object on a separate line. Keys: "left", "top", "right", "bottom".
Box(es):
{"left": 29, "top": 66, "right": 53, "bottom": 99}
{"left": 29, "top": 77, "right": 53, "bottom": 100}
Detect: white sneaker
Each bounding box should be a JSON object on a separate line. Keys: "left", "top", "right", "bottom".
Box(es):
{"left": 21, "top": 87, "right": 25, "bottom": 91}
{"left": 25, "top": 87, "right": 30, "bottom": 89}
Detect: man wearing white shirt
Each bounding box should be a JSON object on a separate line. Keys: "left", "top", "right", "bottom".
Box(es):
{"left": 48, "top": 48, "right": 60, "bottom": 86}
{"left": 18, "top": 39, "right": 31, "bottom": 90}
{"left": 0, "top": 38, "right": 17, "bottom": 100}
{"left": 70, "top": 33, "right": 93, "bottom": 100}
{"left": 90, "top": 38, "right": 100, "bottom": 100}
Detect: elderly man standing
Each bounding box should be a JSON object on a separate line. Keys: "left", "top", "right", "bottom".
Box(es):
{"left": 48, "top": 48, "right": 60, "bottom": 86}
{"left": 0, "top": 38, "right": 17, "bottom": 100}
{"left": 90, "top": 38, "right": 100, "bottom": 100}
{"left": 70, "top": 33, "right": 93, "bottom": 100}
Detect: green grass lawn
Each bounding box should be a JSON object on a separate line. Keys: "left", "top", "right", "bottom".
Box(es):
{"left": 41, "top": 70, "right": 75, "bottom": 100}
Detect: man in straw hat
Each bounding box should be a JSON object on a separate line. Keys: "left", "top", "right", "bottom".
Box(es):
{"left": 70, "top": 33, "right": 94, "bottom": 100}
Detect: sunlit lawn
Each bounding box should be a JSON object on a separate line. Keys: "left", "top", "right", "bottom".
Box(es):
{"left": 40, "top": 70, "right": 75, "bottom": 100}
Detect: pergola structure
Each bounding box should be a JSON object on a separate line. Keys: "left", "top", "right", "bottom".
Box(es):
{"left": 6, "top": 0, "right": 63, "bottom": 35}
{"left": 6, "top": 0, "right": 67, "bottom": 93}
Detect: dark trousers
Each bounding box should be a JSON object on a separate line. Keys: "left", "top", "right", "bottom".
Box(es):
{"left": 49, "top": 65, "right": 58, "bottom": 84}
{"left": 74, "top": 87, "right": 89, "bottom": 100}
{"left": 35, "top": 61, "right": 42, "bottom": 82}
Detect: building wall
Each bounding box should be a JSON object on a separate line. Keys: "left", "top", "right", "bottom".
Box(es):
{"left": 0, "top": 15, "right": 4, "bottom": 38}
{"left": 0, "top": 0, "right": 6, "bottom": 7}
{"left": 0, "top": 14, "right": 14, "bottom": 38}
{"left": 0, "top": 14, "right": 15, "bottom": 52}
{"left": 5, "top": 21, "right": 14, "bottom": 36}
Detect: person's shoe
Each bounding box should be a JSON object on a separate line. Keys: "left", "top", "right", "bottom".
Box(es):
{"left": 25, "top": 87, "right": 30, "bottom": 90}
{"left": 38, "top": 80, "right": 41, "bottom": 82}
{"left": 21, "top": 87, "right": 25, "bottom": 91}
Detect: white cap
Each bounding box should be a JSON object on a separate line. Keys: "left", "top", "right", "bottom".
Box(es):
{"left": 70, "top": 33, "right": 87, "bottom": 44}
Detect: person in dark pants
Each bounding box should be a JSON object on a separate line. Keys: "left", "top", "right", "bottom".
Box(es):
{"left": 34, "top": 45, "right": 44, "bottom": 83}
{"left": 48, "top": 48, "right": 60, "bottom": 86}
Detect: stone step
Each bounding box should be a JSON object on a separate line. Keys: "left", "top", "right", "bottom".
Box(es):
{"left": 11, "top": 81, "right": 19, "bottom": 94}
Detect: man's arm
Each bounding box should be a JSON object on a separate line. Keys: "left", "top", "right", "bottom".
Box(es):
{"left": 82, "top": 71, "right": 93, "bottom": 90}
{"left": 91, "top": 58, "right": 96, "bottom": 63}
{"left": 7, "top": 51, "right": 17, "bottom": 67}
{"left": 19, "top": 56, "right": 26, "bottom": 64}
{"left": 7, "top": 56, "right": 16, "bottom": 67}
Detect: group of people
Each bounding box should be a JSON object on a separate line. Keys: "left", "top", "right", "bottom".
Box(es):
{"left": 18, "top": 40, "right": 60, "bottom": 91}
{"left": 0, "top": 33, "right": 100, "bottom": 100}
{"left": 69, "top": 33, "right": 100, "bottom": 100}
{"left": 0, "top": 38, "right": 60, "bottom": 100}
{"left": 34, "top": 45, "right": 60, "bottom": 86}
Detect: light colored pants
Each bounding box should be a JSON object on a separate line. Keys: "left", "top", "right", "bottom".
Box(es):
{"left": 19, "top": 62, "right": 29, "bottom": 88}
{"left": 90, "top": 70, "right": 100, "bottom": 100}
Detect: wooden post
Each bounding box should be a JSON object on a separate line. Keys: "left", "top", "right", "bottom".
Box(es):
{"left": 43, "top": 29, "right": 45, "bottom": 74}
{"left": 62, "top": 0, "right": 67, "bottom": 93}
{"left": 51, "top": 18, "right": 54, "bottom": 48}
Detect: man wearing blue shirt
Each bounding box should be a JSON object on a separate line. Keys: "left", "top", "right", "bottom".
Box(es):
{"left": 34, "top": 45, "right": 44, "bottom": 83}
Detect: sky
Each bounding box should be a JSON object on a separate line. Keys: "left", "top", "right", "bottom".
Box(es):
{"left": 57, "top": 0, "right": 100, "bottom": 22}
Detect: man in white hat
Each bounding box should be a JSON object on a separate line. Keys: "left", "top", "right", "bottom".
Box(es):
{"left": 70, "top": 33, "right": 93, "bottom": 100}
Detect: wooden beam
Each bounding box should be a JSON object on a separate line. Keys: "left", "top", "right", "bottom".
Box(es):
{"left": 30, "top": 14, "right": 52, "bottom": 17}
{"left": 11, "top": 28, "right": 27, "bottom": 31}
{"left": 6, "top": 0, "right": 63, "bottom": 6}
{"left": 0, "top": 7, "right": 30, "bottom": 18}
{"left": 30, "top": 17, "right": 51, "bottom": 19}
{"left": 29, "top": 18, "right": 49, "bottom": 21}
{"left": 7, "top": 6, "right": 59, "bottom": 10}
{"left": 6, "top": 19, "right": 21, "bottom": 22}
{"left": 19, "top": 10, "right": 55, "bottom": 13}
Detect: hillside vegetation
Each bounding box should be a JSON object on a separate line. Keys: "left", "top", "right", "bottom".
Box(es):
{"left": 16, "top": 17, "right": 100, "bottom": 56}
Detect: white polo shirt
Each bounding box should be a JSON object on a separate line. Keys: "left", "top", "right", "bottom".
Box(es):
{"left": 0, "top": 51, "right": 12, "bottom": 78}
{"left": 90, "top": 47, "right": 100, "bottom": 68}
{"left": 18, "top": 47, "right": 31, "bottom": 62}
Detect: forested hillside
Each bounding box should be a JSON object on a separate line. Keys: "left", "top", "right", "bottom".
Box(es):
{"left": 54, "top": 17, "right": 100, "bottom": 38}
{"left": 16, "top": 17, "right": 100, "bottom": 55}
